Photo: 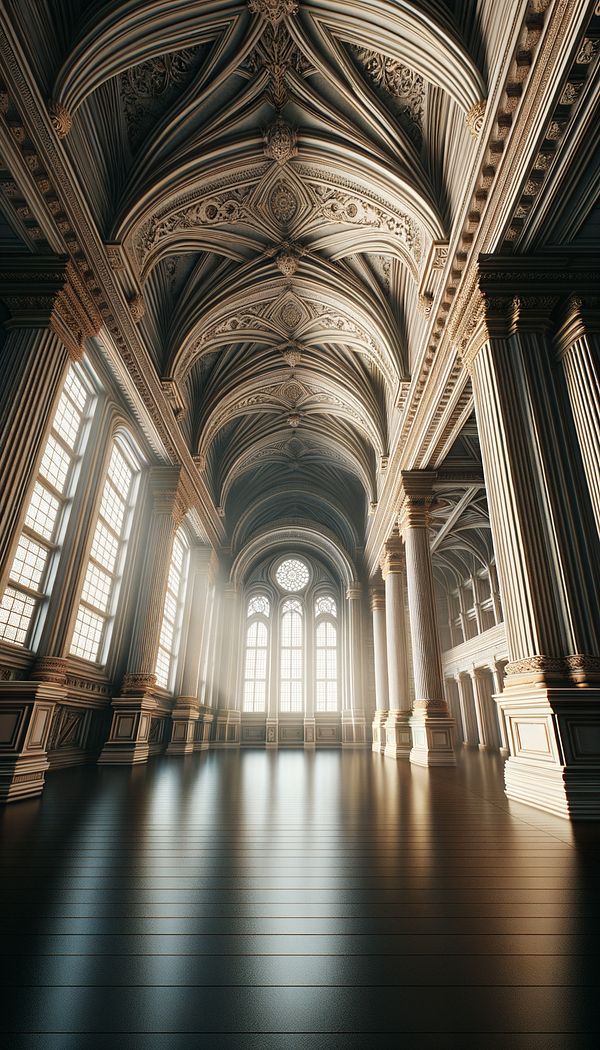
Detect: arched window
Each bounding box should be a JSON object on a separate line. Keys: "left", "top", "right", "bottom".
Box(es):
{"left": 243, "top": 594, "right": 270, "bottom": 712}
{"left": 0, "top": 362, "right": 95, "bottom": 648}
{"left": 155, "top": 529, "right": 189, "bottom": 690}
{"left": 70, "top": 434, "right": 140, "bottom": 662}
{"left": 315, "top": 595, "right": 338, "bottom": 712}
{"left": 280, "top": 597, "right": 303, "bottom": 713}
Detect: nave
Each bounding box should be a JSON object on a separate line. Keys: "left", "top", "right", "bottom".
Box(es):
{"left": 1, "top": 748, "right": 599, "bottom": 1048}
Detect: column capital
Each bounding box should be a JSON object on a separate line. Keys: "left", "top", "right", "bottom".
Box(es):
{"left": 369, "top": 584, "right": 386, "bottom": 611}
{"left": 0, "top": 254, "right": 102, "bottom": 359}
{"left": 554, "top": 293, "right": 600, "bottom": 357}
{"left": 346, "top": 584, "right": 362, "bottom": 601}
{"left": 148, "top": 466, "right": 189, "bottom": 525}
{"left": 380, "top": 539, "right": 404, "bottom": 578}
{"left": 398, "top": 471, "right": 437, "bottom": 532}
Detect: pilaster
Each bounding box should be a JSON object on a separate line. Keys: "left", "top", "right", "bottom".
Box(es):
{"left": 342, "top": 584, "right": 367, "bottom": 747}
{"left": 0, "top": 680, "right": 62, "bottom": 800}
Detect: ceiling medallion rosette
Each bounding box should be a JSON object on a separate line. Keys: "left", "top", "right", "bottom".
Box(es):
{"left": 248, "top": 0, "right": 299, "bottom": 27}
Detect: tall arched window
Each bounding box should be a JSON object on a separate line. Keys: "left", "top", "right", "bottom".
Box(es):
{"left": 243, "top": 595, "right": 270, "bottom": 712}
{"left": 315, "top": 595, "right": 338, "bottom": 712}
{"left": 280, "top": 597, "right": 303, "bottom": 713}
{"left": 155, "top": 529, "right": 189, "bottom": 690}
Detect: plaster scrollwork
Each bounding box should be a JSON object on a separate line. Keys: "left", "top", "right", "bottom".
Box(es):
{"left": 312, "top": 185, "right": 422, "bottom": 265}
{"left": 465, "top": 100, "right": 487, "bottom": 138}
{"left": 135, "top": 188, "right": 254, "bottom": 265}
{"left": 350, "top": 45, "right": 425, "bottom": 146}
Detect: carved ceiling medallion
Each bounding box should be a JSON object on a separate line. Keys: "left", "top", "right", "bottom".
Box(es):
{"left": 269, "top": 180, "right": 299, "bottom": 223}
{"left": 248, "top": 0, "right": 299, "bottom": 27}
{"left": 264, "top": 117, "right": 298, "bottom": 164}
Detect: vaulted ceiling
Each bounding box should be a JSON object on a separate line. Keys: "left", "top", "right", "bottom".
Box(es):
{"left": 3, "top": 0, "right": 592, "bottom": 576}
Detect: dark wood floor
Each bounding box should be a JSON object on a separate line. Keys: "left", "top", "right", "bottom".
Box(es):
{"left": 1, "top": 747, "right": 599, "bottom": 1049}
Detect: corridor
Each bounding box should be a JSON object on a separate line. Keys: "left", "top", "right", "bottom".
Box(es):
{"left": 1, "top": 749, "right": 599, "bottom": 1048}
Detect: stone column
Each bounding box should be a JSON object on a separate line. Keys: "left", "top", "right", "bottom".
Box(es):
{"left": 469, "top": 666, "right": 496, "bottom": 750}
{"left": 342, "top": 585, "right": 366, "bottom": 747}
{"left": 0, "top": 257, "right": 101, "bottom": 801}
{"left": 398, "top": 473, "right": 455, "bottom": 766}
{"left": 462, "top": 264, "right": 600, "bottom": 817}
{"left": 454, "top": 673, "right": 478, "bottom": 746}
{"left": 555, "top": 295, "right": 600, "bottom": 534}
{"left": 304, "top": 596, "right": 316, "bottom": 749}
{"left": 213, "top": 582, "right": 241, "bottom": 748}
{"left": 370, "top": 581, "right": 389, "bottom": 753}
{"left": 167, "top": 546, "right": 213, "bottom": 756}
{"left": 99, "top": 468, "right": 187, "bottom": 765}
{"left": 380, "top": 537, "right": 412, "bottom": 759}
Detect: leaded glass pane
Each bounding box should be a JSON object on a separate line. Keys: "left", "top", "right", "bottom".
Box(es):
{"left": 276, "top": 558, "right": 309, "bottom": 592}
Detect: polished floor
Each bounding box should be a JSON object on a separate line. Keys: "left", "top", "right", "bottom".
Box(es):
{"left": 1, "top": 748, "right": 599, "bottom": 1049}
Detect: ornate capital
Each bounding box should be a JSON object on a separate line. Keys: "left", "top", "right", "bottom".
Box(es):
{"left": 148, "top": 466, "right": 188, "bottom": 525}
{"left": 465, "top": 99, "right": 486, "bottom": 138}
{"left": 380, "top": 536, "right": 405, "bottom": 578}
{"left": 0, "top": 255, "right": 102, "bottom": 359}
{"left": 346, "top": 585, "right": 362, "bottom": 601}
{"left": 47, "top": 99, "right": 72, "bottom": 138}
{"left": 554, "top": 293, "right": 600, "bottom": 356}
{"left": 398, "top": 471, "right": 437, "bottom": 533}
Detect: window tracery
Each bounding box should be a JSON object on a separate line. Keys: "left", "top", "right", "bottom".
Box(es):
{"left": 275, "top": 557, "right": 309, "bottom": 592}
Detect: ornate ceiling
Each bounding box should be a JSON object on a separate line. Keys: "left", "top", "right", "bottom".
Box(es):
{"left": 1, "top": 0, "right": 597, "bottom": 581}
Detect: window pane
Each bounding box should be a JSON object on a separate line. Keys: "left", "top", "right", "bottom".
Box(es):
{"left": 90, "top": 521, "right": 119, "bottom": 573}
{"left": 80, "top": 562, "right": 112, "bottom": 613}
{"left": 10, "top": 535, "right": 49, "bottom": 591}
{"left": 0, "top": 587, "right": 36, "bottom": 644}
{"left": 25, "top": 482, "right": 61, "bottom": 541}
{"left": 64, "top": 367, "right": 88, "bottom": 413}
{"left": 107, "top": 444, "right": 133, "bottom": 495}
{"left": 70, "top": 605, "right": 105, "bottom": 661}
{"left": 243, "top": 611, "right": 269, "bottom": 713}
{"left": 155, "top": 646, "right": 171, "bottom": 690}
{"left": 99, "top": 479, "right": 126, "bottom": 534}
{"left": 53, "top": 392, "right": 82, "bottom": 449}
{"left": 40, "top": 435, "right": 72, "bottom": 494}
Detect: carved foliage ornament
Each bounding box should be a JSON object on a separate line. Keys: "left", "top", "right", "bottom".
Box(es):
{"left": 120, "top": 48, "right": 203, "bottom": 148}
{"left": 350, "top": 46, "right": 424, "bottom": 146}
{"left": 136, "top": 189, "right": 253, "bottom": 262}
{"left": 248, "top": 0, "right": 299, "bottom": 26}
{"left": 466, "top": 100, "right": 487, "bottom": 138}
{"left": 264, "top": 117, "right": 298, "bottom": 164}
{"left": 312, "top": 185, "right": 422, "bottom": 263}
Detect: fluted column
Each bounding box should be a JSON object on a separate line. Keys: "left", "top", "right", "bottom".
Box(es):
{"left": 463, "top": 264, "right": 600, "bottom": 817}
{"left": 555, "top": 295, "right": 600, "bottom": 534}
{"left": 0, "top": 258, "right": 101, "bottom": 802}
{"left": 99, "top": 468, "right": 187, "bottom": 765}
{"left": 342, "top": 584, "right": 366, "bottom": 747}
{"left": 370, "top": 582, "right": 389, "bottom": 753}
{"left": 380, "top": 537, "right": 412, "bottom": 759}
{"left": 399, "top": 473, "right": 455, "bottom": 766}
{"left": 469, "top": 667, "right": 496, "bottom": 750}
{"left": 167, "top": 546, "right": 213, "bottom": 756}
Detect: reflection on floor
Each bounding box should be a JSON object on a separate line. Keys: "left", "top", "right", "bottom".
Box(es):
{"left": 1, "top": 748, "right": 599, "bottom": 1048}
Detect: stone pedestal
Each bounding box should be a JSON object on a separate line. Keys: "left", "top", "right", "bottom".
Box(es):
{"left": 0, "top": 681, "right": 62, "bottom": 801}
{"left": 97, "top": 685, "right": 157, "bottom": 766}
{"left": 166, "top": 697, "right": 200, "bottom": 755}
{"left": 371, "top": 709, "right": 388, "bottom": 753}
{"left": 213, "top": 709, "right": 241, "bottom": 748}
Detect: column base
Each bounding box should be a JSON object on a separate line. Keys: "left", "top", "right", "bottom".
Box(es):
{"left": 498, "top": 684, "right": 600, "bottom": 819}
{"left": 0, "top": 682, "right": 61, "bottom": 802}
{"left": 384, "top": 710, "right": 412, "bottom": 759}
{"left": 97, "top": 694, "right": 156, "bottom": 765}
{"left": 166, "top": 697, "right": 199, "bottom": 756}
{"left": 371, "top": 710, "right": 388, "bottom": 753}
{"left": 409, "top": 705, "right": 456, "bottom": 767}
